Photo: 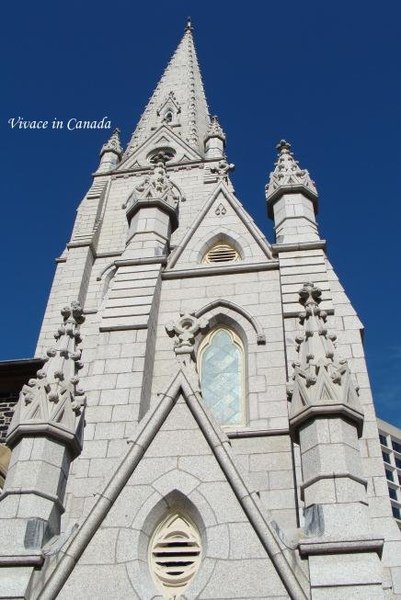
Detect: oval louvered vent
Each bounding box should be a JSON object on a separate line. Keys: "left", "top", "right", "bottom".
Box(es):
{"left": 150, "top": 512, "right": 201, "bottom": 598}
{"left": 203, "top": 243, "right": 239, "bottom": 264}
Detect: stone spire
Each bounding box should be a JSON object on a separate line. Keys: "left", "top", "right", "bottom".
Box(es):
{"left": 126, "top": 21, "right": 210, "bottom": 155}
{"left": 100, "top": 128, "right": 122, "bottom": 158}
{"left": 266, "top": 140, "right": 318, "bottom": 205}
{"left": 204, "top": 115, "right": 226, "bottom": 158}
{"left": 205, "top": 115, "right": 226, "bottom": 143}
{"left": 288, "top": 283, "right": 363, "bottom": 434}
{"left": 266, "top": 141, "right": 320, "bottom": 244}
{"left": 7, "top": 302, "right": 86, "bottom": 456}
{"left": 97, "top": 128, "right": 122, "bottom": 172}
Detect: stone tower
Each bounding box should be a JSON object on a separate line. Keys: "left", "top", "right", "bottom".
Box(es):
{"left": 1, "top": 20, "right": 401, "bottom": 600}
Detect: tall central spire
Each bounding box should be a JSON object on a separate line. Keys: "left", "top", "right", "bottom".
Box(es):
{"left": 126, "top": 21, "right": 210, "bottom": 156}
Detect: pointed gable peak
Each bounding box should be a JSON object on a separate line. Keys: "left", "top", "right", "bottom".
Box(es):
{"left": 126, "top": 22, "right": 210, "bottom": 158}
{"left": 266, "top": 139, "right": 318, "bottom": 203}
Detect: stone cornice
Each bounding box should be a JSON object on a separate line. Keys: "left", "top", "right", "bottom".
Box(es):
{"left": 271, "top": 240, "right": 327, "bottom": 255}
{"left": 93, "top": 156, "right": 230, "bottom": 179}
{"left": 126, "top": 196, "right": 178, "bottom": 230}
{"left": 0, "top": 553, "right": 44, "bottom": 567}
{"left": 298, "top": 536, "right": 384, "bottom": 557}
{"left": 289, "top": 403, "right": 364, "bottom": 442}
{"left": 6, "top": 421, "right": 83, "bottom": 459}
{"left": 1, "top": 487, "right": 65, "bottom": 515}
{"left": 162, "top": 260, "right": 279, "bottom": 279}
{"left": 300, "top": 471, "right": 367, "bottom": 501}
{"left": 227, "top": 428, "right": 289, "bottom": 439}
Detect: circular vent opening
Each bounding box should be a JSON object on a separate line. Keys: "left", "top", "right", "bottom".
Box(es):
{"left": 149, "top": 512, "right": 201, "bottom": 598}
{"left": 203, "top": 242, "right": 240, "bottom": 264}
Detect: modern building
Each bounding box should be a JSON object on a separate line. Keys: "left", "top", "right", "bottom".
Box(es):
{"left": 378, "top": 418, "right": 401, "bottom": 528}
{"left": 1, "top": 20, "right": 401, "bottom": 600}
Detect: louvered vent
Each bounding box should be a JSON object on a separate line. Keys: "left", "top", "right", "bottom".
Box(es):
{"left": 203, "top": 243, "right": 239, "bottom": 264}
{"left": 150, "top": 513, "right": 201, "bottom": 598}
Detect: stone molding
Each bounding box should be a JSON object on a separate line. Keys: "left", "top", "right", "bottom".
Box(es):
{"left": 36, "top": 370, "right": 310, "bottom": 600}
{"left": 288, "top": 283, "right": 364, "bottom": 440}
{"left": 300, "top": 471, "right": 368, "bottom": 501}
{"left": 7, "top": 302, "right": 86, "bottom": 458}
{"left": 194, "top": 298, "right": 266, "bottom": 344}
{"left": 162, "top": 260, "right": 279, "bottom": 279}
{"left": 299, "top": 536, "right": 384, "bottom": 557}
{"left": 271, "top": 240, "right": 327, "bottom": 254}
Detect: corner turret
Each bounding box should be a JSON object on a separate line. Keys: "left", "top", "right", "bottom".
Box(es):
{"left": 266, "top": 140, "right": 319, "bottom": 244}
{"left": 96, "top": 128, "right": 122, "bottom": 173}
{"left": 204, "top": 115, "right": 226, "bottom": 159}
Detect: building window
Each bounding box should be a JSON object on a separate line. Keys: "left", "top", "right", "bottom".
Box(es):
{"left": 383, "top": 452, "right": 391, "bottom": 464}
{"left": 164, "top": 111, "right": 173, "bottom": 123}
{"left": 392, "top": 505, "right": 401, "bottom": 520}
{"left": 386, "top": 469, "right": 394, "bottom": 482}
{"left": 198, "top": 327, "right": 245, "bottom": 426}
{"left": 389, "top": 487, "right": 398, "bottom": 501}
{"left": 202, "top": 242, "right": 240, "bottom": 264}
{"left": 393, "top": 440, "right": 401, "bottom": 454}
{"left": 395, "top": 458, "right": 401, "bottom": 469}
{"left": 149, "top": 512, "right": 201, "bottom": 598}
{"left": 379, "top": 434, "right": 387, "bottom": 446}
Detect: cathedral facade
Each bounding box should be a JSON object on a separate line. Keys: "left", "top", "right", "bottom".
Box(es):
{"left": 1, "top": 21, "right": 401, "bottom": 599}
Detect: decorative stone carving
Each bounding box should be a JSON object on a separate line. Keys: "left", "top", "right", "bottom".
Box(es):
{"left": 123, "top": 151, "right": 180, "bottom": 219}
{"left": 166, "top": 312, "right": 209, "bottom": 356}
{"left": 210, "top": 159, "right": 235, "bottom": 180}
{"left": 288, "top": 283, "right": 363, "bottom": 438}
{"left": 157, "top": 91, "right": 181, "bottom": 125}
{"left": 166, "top": 312, "right": 209, "bottom": 390}
{"left": 266, "top": 139, "right": 318, "bottom": 203}
{"left": 7, "top": 302, "right": 86, "bottom": 456}
{"left": 205, "top": 115, "right": 226, "bottom": 143}
{"left": 100, "top": 128, "right": 122, "bottom": 159}
{"left": 215, "top": 202, "right": 227, "bottom": 216}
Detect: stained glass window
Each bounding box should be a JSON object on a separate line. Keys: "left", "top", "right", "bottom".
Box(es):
{"left": 198, "top": 328, "right": 244, "bottom": 426}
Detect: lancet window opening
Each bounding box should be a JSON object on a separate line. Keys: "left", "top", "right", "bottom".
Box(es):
{"left": 198, "top": 327, "right": 245, "bottom": 427}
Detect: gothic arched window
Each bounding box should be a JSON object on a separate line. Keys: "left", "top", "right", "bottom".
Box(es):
{"left": 164, "top": 111, "right": 173, "bottom": 123}
{"left": 198, "top": 328, "right": 245, "bottom": 426}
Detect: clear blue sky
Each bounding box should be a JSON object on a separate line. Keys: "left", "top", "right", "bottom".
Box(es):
{"left": 1, "top": 1, "right": 400, "bottom": 425}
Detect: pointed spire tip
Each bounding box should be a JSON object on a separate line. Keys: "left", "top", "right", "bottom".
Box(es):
{"left": 185, "top": 16, "right": 193, "bottom": 32}
{"left": 266, "top": 139, "right": 318, "bottom": 203}
{"left": 276, "top": 139, "right": 292, "bottom": 154}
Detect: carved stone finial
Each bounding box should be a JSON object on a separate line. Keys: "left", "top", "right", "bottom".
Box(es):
{"left": 288, "top": 283, "right": 363, "bottom": 439}
{"left": 100, "top": 128, "right": 122, "bottom": 159}
{"left": 205, "top": 115, "right": 226, "bottom": 143}
{"left": 210, "top": 159, "right": 235, "bottom": 180}
{"left": 122, "top": 150, "right": 180, "bottom": 224}
{"left": 185, "top": 16, "right": 193, "bottom": 32}
{"left": 165, "top": 312, "right": 209, "bottom": 390}
{"left": 166, "top": 312, "right": 209, "bottom": 356}
{"left": 7, "top": 302, "right": 87, "bottom": 456}
{"left": 266, "top": 139, "right": 318, "bottom": 203}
